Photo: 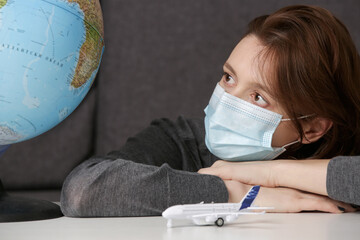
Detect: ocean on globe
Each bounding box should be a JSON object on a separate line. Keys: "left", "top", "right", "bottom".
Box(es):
{"left": 0, "top": 0, "right": 105, "bottom": 145}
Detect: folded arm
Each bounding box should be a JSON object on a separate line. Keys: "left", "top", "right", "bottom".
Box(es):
{"left": 199, "top": 156, "right": 360, "bottom": 206}
{"left": 60, "top": 117, "right": 228, "bottom": 217}
{"left": 60, "top": 157, "right": 227, "bottom": 216}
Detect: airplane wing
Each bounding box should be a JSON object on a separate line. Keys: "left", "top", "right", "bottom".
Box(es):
{"left": 246, "top": 206, "right": 274, "bottom": 211}
{"left": 192, "top": 210, "right": 266, "bottom": 220}
{"left": 190, "top": 186, "right": 264, "bottom": 226}
{"left": 191, "top": 210, "right": 267, "bottom": 226}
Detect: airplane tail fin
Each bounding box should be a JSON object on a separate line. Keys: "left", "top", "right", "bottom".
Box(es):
{"left": 239, "top": 185, "right": 260, "bottom": 210}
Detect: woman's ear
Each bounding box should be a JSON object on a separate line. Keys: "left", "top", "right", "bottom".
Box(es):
{"left": 301, "top": 118, "right": 333, "bottom": 144}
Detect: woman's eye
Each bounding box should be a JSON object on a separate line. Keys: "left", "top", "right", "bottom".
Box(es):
{"left": 222, "top": 72, "right": 236, "bottom": 85}
{"left": 252, "top": 93, "right": 268, "bottom": 107}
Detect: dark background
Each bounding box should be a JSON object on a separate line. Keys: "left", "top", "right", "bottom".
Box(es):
{"left": 1, "top": 0, "right": 359, "bottom": 201}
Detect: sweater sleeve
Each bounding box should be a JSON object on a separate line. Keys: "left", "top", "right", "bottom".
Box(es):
{"left": 60, "top": 117, "right": 228, "bottom": 217}
{"left": 326, "top": 156, "right": 360, "bottom": 205}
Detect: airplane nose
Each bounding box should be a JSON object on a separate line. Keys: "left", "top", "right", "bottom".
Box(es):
{"left": 162, "top": 208, "right": 171, "bottom": 218}
{"left": 162, "top": 206, "right": 183, "bottom": 218}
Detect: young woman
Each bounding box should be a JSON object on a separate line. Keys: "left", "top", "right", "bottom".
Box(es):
{"left": 60, "top": 5, "right": 360, "bottom": 216}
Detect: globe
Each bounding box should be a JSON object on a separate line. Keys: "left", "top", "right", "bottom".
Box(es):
{"left": 0, "top": 0, "right": 105, "bottom": 145}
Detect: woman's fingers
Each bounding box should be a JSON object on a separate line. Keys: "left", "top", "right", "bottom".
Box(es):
{"left": 253, "top": 186, "right": 356, "bottom": 213}
{"left": 298, "top": 198, "right": 342, "bottom": 213}
{"left": 198, "top": 160, "right": 276, "bottom": 187}
{"left": 198, "top": 166, "right": 233, "bottom": 180}
{"left": 298, "top": 190, "right": 356, "bottom": 213}
{"left": 210, "top": 160, "right": 228, "bottom": 168}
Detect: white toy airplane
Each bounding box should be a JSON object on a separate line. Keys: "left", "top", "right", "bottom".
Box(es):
{"left": 162, "top": 185, "right": 273, "bottom": 227}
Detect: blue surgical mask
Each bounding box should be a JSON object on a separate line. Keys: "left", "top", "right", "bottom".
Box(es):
{"left": 204, "top": 84, "right": 300, "bottom": 161}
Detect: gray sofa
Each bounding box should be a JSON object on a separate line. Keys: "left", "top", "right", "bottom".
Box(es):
{"left": 1, "top": 0, "right": 359, "bottom": 201}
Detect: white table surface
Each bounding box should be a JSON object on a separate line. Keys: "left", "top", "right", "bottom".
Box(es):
{"left": 1, "top": 212, "right": 359, "bottom": 240}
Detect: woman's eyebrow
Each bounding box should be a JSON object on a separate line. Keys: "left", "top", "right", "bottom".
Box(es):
{"left": 251, "top": 82, "right": 269, "bottom": 93}
{"left": 224, "top": 62, "right": 269, "bottom": 93}
{"left": 224, "top": 62, "right": 237, "bottom": 76}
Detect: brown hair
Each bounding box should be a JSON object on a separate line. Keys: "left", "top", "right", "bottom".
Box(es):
{"left": 246, "top": 5, "right": 360, "bottom": 158}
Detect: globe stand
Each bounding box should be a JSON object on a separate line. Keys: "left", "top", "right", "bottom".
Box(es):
{"left": 0, "top": 146, "right": 63, "bottom": 222}
{"left": 0, "top": 179, "right": 63, "bottom": 222}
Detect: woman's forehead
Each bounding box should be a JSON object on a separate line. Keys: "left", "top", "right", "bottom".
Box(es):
{"left": 226, "top": 35, "right": 276, "bottom": 90}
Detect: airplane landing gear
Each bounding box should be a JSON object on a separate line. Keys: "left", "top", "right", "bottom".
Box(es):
{"left": 215, "top": 217, "right": 224, "bottom": 227}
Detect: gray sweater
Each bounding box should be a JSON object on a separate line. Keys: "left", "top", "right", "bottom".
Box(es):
{"left": 60, "top": 116, "right": 360, "bottom": 217}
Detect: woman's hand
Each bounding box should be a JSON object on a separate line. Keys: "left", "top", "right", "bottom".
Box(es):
{"left": 205, "top": 160, "right": 356, "bottom": 213}
{"left": 199, "top": 159, "right": 330, "bottom": 196}
{"left": 223, "top": 180, "right": 355, "bottom": 213}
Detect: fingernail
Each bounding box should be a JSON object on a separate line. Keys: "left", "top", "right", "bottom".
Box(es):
{"left": 338, "top": 206, "right": 345, "bottom": 212}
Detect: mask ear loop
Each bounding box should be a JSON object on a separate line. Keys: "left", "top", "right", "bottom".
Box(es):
{"left": 282, "top": 139, "right": 300, "bottom": 148}
{"left": 267, "top": 139, "right": 300, "bottom": 161}
{"left": 270, "top": 114, "right": 315, "bottom": 159}
{"left": 280, "top": 114, "right": 316, "bottom": 148}
{"left": 281, "top": 113, "right": 316, "bottom": 122}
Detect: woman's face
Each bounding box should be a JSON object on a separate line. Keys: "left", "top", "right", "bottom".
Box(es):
{"left": 219, "top": 35, "right": 298, "bottom": 147}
